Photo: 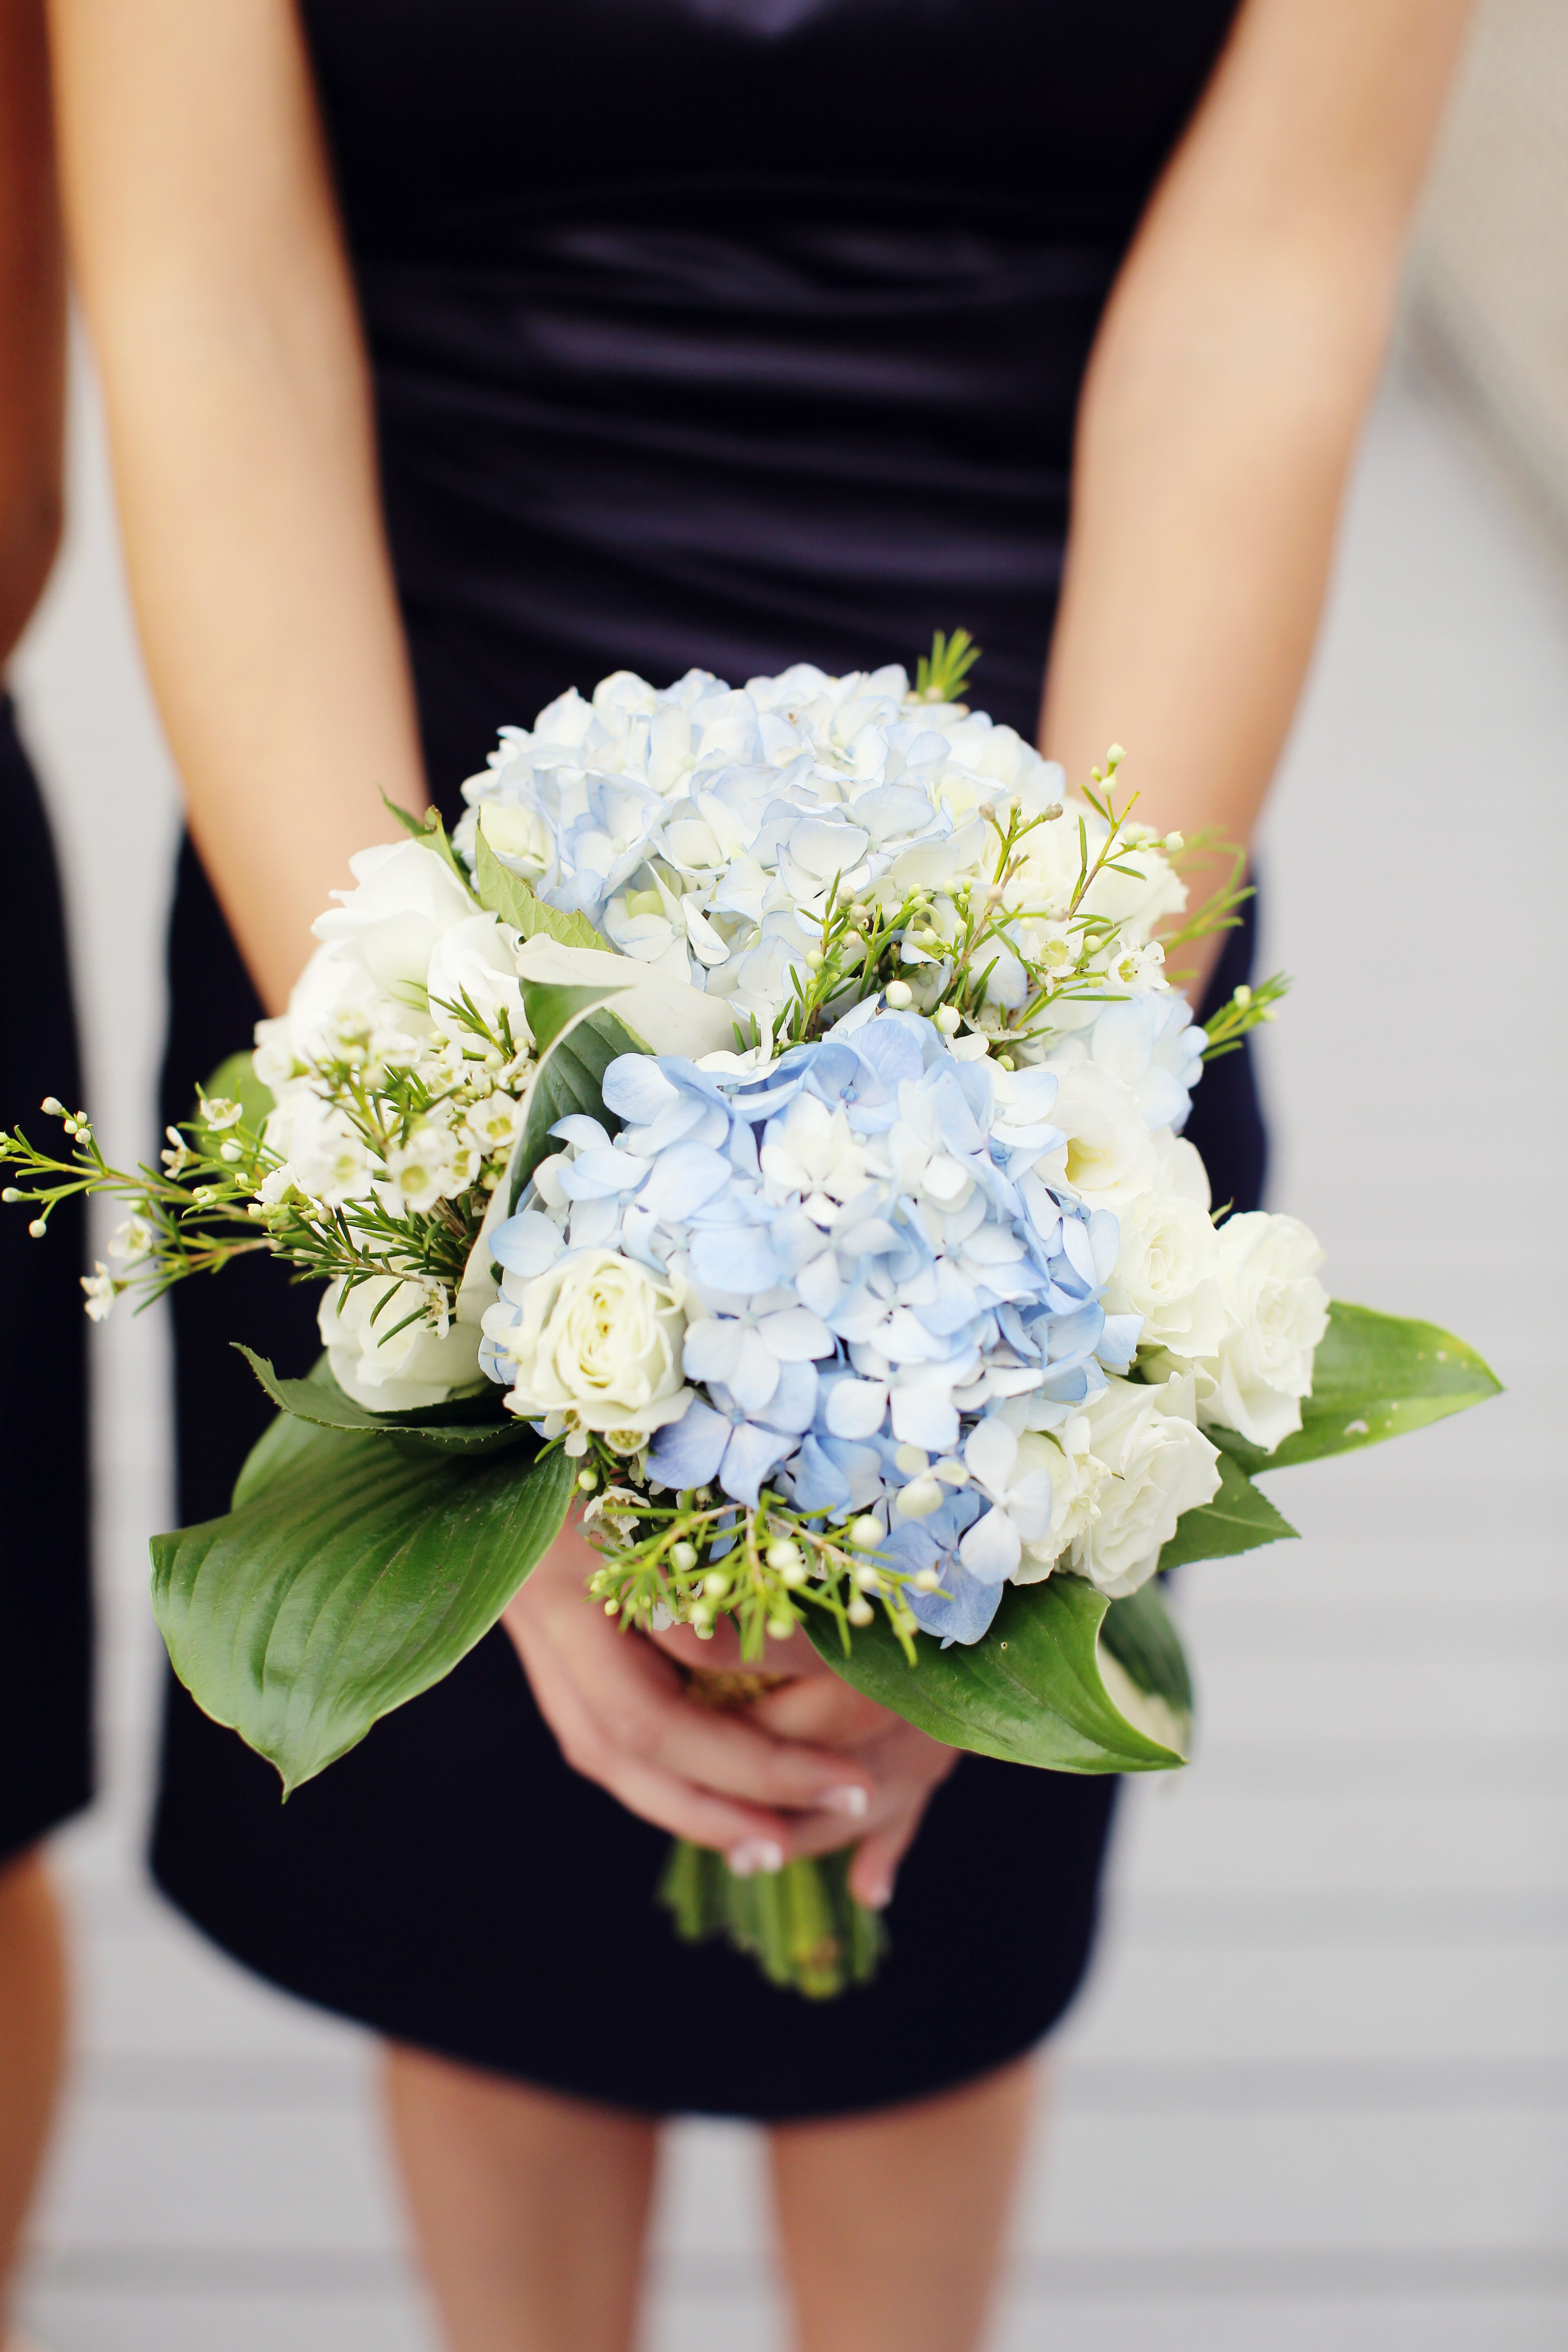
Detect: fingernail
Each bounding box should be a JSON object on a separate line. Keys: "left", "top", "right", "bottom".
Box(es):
{"left": 728, "top": 1839, "right": 784, "bottom": 1877}
{"left": 862, "top": 1875, "right": 893, "bottom": 1911}
{"left": 821, "top": 1784, "right": 870, "bottom": 1820}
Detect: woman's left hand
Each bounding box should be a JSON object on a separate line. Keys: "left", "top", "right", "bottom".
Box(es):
{"left": 649, "top": 1616, "right": 960, "bottom": 1909}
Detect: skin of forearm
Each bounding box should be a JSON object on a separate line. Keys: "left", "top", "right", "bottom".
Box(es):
{"left": 51, "top": 0, "right": 426, "bottom": 1016}
{"left": 96, "top": 296, "right": 427, "bottom": 1012}
{"left": 0, "top": 0, "right": 65, "bottom": 670}
{"left": 1042, "top": 0, "right": 1472, "bottom": 998}
{"left": 1041, "top": 250, "right": 1390, "bottom": 998}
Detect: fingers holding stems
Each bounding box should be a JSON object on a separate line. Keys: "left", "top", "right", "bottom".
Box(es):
{"left": 505, "top": 1519, "right": 956, "bottom": 1908}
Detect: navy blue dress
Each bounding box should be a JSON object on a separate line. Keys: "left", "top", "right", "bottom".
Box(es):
{"left": 0, "top": 698, "right": 93, "bottom": 1868}
{"left": 151, "top": 0, "right": 1258, "bottom": 2118}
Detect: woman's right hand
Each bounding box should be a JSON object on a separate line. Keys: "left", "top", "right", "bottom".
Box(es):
{"left": 502, "top": 1518, "right": 885, "bottom": 1873}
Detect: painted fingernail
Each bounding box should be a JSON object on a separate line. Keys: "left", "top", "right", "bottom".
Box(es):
{"left": 728, "top": 1839, "right": 784, "bottom": 1877}
{"left": 862, "top": 1875, "right": 893, "bottom": 1910}
{"left": 821, "top": 1784, "right": 870, "bottom": 1820}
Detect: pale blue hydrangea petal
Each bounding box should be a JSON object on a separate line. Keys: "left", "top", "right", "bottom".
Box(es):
{"left": 757, "top": 1304, "right": 834, "bottom": 1361}
{"left": 717, "top": 1420, "right": 799, "bottom": 1508}
{"left": 559, "top": 1147, "right": 652, "bottom": 1200}
{"left": 600, "top": 1056, "right": 680, "bottom": 1125}
{"left": 958, "top": 1503, "right": 1022, "bottom": 1585}
{"left": 637, "top": 1141, "right": 732, "bottom": 1220}
{"left": 904, "top": 1558, "right": 1004, "bottom": 1647}
{"left": 823, "top": 1376, "right": 887, "bottom": 1440}
{"left": 688, "top": 1223, "right": 780, "bottom": 1294}
{"left": 1096, "top": 1313, "right": 1143, "bottom": 1372}
{"left": 550, "top": 1114, "right": 615, "bottom": 1153}
{"left": 648, "top": 1398, "right": 730, "bottom": 1489}
{"left": 490, "top": 1211, "right": 565, "bottom": 1277}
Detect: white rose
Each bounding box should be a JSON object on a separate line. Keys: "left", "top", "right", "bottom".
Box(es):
{"left": 487, "top": 1247, "right": 692, "bottom": 1438}
{"left": 312, "top": 838, "right": 478, "bottom": 1006}
{"left": 1198, "top": 1211, "right": 1329, "bottom": 1452}
{"left": 1030, "top": 1060, "right": 1158, "bottom": 1205}
{"left": 425, "top": 912, "right": 528, "bottom": 1046}
{"left": 319, "top": 1273, "right": 481, "bottom": 1412}
{"left": 1013, "top": 1419, "right": 1108, "bottom": 1582}
{"left": 1070, "top": 1374, "right": 1221, "bottom": 1597}
{"left": 1102, "top": 1189, "right": 1224, "bottom": 1361}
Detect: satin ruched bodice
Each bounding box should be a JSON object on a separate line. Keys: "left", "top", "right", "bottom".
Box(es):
{"left": 302, "top": 0, "right": 1238, "bottom": 776}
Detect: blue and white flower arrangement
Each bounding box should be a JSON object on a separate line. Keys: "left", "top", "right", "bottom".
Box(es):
{"left": 2, "top": 636, "right": 1498, "bottom": 1993}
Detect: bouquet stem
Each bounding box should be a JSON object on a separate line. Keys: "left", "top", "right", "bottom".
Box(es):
{"left": 659, "top": 1840, "right": 886, "bottom": 1999}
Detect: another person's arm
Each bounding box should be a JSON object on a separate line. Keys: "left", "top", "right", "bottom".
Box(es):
{"left": 0, "top": 0, "right": 65, "bottom": 665}
{"left": 1043, "top": 0, "right": 1471, "bottom": 992}
{"left": 49, "top": 0, "right": 425, "bottom": 1013}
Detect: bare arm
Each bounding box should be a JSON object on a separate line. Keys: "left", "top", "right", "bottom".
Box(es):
{"left": 0, "top": 0, "right": 65, "bottom": 666}
{"left": 49, "top": 0, "right": 425, "bottom": 1012}
{"left": 1042, "top": 0, "right": 1471, "bottom": 989}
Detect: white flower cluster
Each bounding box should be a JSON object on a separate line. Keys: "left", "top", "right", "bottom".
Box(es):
{"left": 251, "top": 840, "right": 534, "bottom": 1408}
{"left": 454, "top": 664, "right": 1186, "bottom": 1037}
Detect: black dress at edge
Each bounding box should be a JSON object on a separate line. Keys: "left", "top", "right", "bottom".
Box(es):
{"left": 151, "top": 0, "right": 1260, "bottom": 2119}
{"left": 0, "top": 696, "right": 93, "bottom": 1868}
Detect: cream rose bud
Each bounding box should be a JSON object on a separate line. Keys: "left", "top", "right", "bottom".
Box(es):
{"left": 488, "top": 1247, "right": 692, "bottom": 1437}
{"left": 312, "top": 838, "right": 479, "bottom": 1004}
{"left": 1070, "top": 1375, "right": 1222, "bottom": 1598}
{"left": 1102, "top": 1189, "right": 1224, "bottom": 1362}
{"left": 1013, "top": 1419, "right": 1107, "bottom": 1583}
{"left": 319, "top": 1274, "right": 482, "bottom": 1412}
{"left": 1198, "top": 1211, "right": 1329, "bottom": 1452}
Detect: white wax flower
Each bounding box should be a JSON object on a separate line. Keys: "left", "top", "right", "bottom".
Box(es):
{"left": 262, "top": 1091, "right": 372, "bottom": 1206}
{"left": 319, "top": 1273, "right": 482, "bottom": 1412}
{"left": 1070, "top": 1374, "right": 1221, "bottom": 1597}
{"left": 1198, "top": 1211, "right": 1329, "bottom": 1451}
{"left": 488, "top": 1247, "right": 692, "bottom": 1439}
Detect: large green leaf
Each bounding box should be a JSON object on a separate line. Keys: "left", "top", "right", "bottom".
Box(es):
{"left": 512, "top": 987, "right": 647, "bottom": 1203}
{"left": 1156, "top": 1450, "right": 1297, "bottom": 1572}
{"left": 474, "top": 829, "right": 608, "bottom": 952}
{"left": 1208, "top": 1300, "right": 1502, "bottom": 1475}
{"left": 806, "top": 1575, "right": 1184, "bottom": 1774}
{"left": 1100, "top": 1578, "right": 1193, "bottom": 1714}
{"left": 152, "top": 1426, "right": 574, "bottom": 1793}
{"left": 234, "top": 1346, "right": 528, "bottom": 1456}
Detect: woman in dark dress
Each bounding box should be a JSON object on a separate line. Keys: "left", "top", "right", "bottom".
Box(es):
{"left": 53, "top": 2, "right": 1468, "bottom": 2344}
{"left": 0, "top": 8, "right": 91, "bottom": 2337}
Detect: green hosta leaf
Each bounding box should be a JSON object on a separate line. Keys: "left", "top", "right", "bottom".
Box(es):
{"left": 1098, "top": 1578, "right": 1194, "bottom": 1757}
{"left": 152, "top": 1423, "right": 574, "bottom": 1793}
{"left": 474, "top": 829, "right": 608, "bottom": 952}
{"left": 512, "top": 987, "right": 647, "bottom": 1204}
{"left": 200, "top": 1050, "right": 275, "bottom": 1132}
{"left": 1156, "top": 1450, "right": 1297, "bottom": 1572}
{"left": 806, "top": 1575, "right": 1183, "bottom": 1775}
{"left": 234, "top": 1347, "right": 528, "bottom": 1455}
{"left": 1208, "top": 1300, "right": 1502, "bottom": 1475}
{"left": 1100, "top": 1578, "right": 1193, "bottom": 1715}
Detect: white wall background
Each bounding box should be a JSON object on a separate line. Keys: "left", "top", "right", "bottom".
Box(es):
{"left": 9, "top": 337, "right": 1568, "bottom": 2350}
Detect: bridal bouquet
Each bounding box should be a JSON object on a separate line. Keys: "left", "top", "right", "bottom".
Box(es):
{"left": 2, "top": 635, "right": 1497, "bottom": 1995}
